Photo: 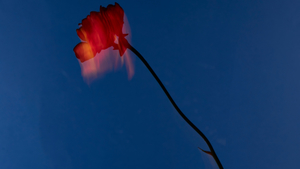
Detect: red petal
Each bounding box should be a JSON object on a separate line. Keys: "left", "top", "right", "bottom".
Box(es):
{"left": 106, "top": 3, "right": 124, "bottom": 36}
{"left": 76, "top": 29, "right": 86, "bottom": 41}
{"left": 118, "top": 37, "right": 129, "bottom": 56}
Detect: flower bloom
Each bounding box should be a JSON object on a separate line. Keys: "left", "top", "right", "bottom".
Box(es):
{"left": 74, "top": 2, "right": 129, "bottom": 62}
{"left": 73, "top": 3, "right": 134, "bottom": 83}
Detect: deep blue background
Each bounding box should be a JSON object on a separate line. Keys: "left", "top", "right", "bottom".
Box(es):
{"left": 1, "top": 0, "right": 300, "bottom": 168}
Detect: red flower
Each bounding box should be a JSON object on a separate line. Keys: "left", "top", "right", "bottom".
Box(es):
{"left": 74, "top": 2, "right": 129, "bottom": 62}
{"left": 73, "top": 3, "right": 134, "bottom": 83}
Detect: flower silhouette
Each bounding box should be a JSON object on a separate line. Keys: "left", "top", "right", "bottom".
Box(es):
{"left": 74, "top": 2, "right": 129, "bottom": 63}
{"left": 73, "top": 3, "right": 223, "bottom": 169}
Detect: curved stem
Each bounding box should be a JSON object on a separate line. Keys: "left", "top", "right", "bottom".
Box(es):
{"left": 128, "top": 44, "right": 224, "bottom": 169}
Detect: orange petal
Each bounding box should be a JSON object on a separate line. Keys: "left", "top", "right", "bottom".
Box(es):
{"left": 73, "top": 42, "right": 95, "bottom": 62}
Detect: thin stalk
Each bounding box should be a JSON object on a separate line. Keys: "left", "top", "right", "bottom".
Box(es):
{"left": 128, "top": 44, "right": 224, "bottom": 169}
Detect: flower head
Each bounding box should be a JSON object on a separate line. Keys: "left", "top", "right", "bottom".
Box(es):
{"left": 74, "top": 2, "right": 129, "bottom": 62}
{"left": 73, "top": 3, "right": 134, "bottom": 83}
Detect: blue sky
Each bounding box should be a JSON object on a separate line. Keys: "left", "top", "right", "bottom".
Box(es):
{"left": 1, "top": 0, "right": 300, "bottom": 168}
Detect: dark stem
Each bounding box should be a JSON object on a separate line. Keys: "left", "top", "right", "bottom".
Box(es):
{"left": 128, "top": 44, "right": 224, "bottom": 169}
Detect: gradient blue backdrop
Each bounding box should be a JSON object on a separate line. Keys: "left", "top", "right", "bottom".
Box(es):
{"left": 1, "top": 0, "right": 300, "bottom": 168}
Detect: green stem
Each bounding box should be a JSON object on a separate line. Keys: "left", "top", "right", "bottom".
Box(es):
{"left": 128, "top": 44, "right": 224, "bottom": 169}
